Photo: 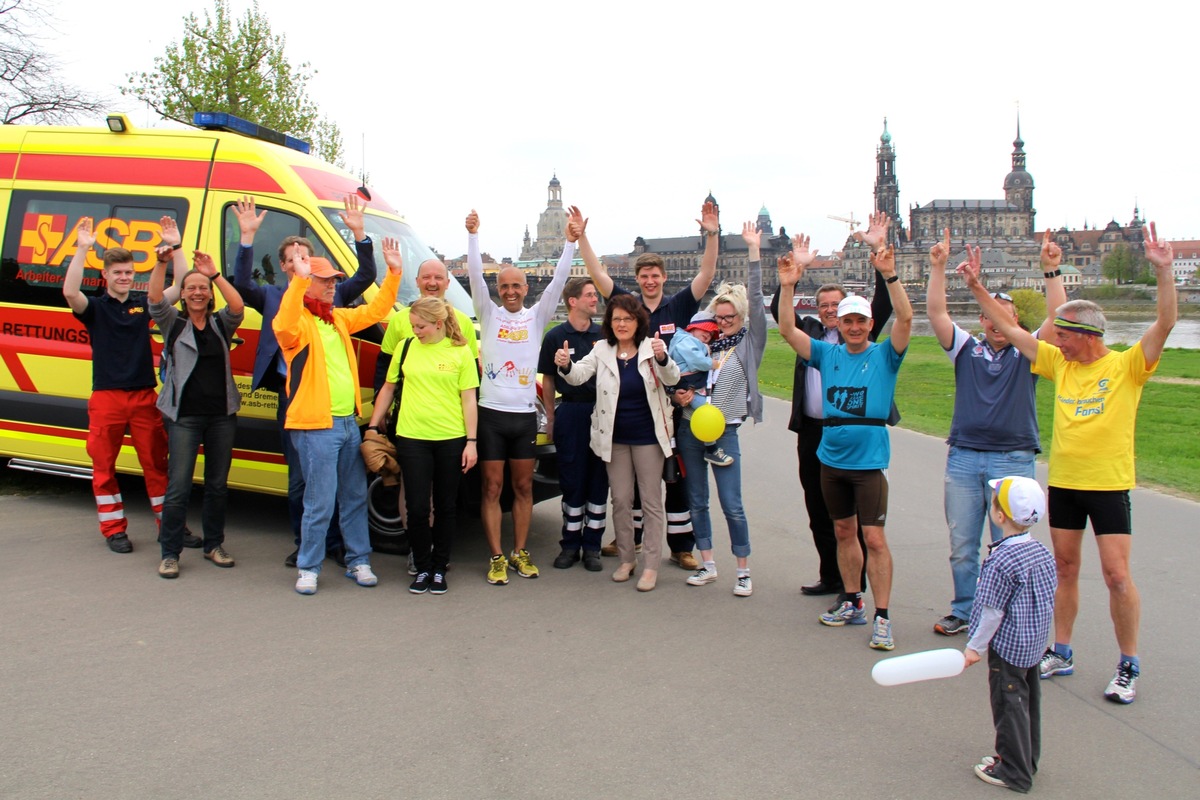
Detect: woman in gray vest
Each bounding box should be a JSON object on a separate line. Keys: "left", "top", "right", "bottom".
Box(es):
{"left": 149, "top": 248, "right": 244, "bottom": 579}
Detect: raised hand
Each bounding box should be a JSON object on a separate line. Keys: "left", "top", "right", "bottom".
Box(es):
{"left": 235, "top": 196, "right": 266, "bottom": 238}
{"left": 381, "top": 237, "right": 403, "bottom": 274}
{"left": 853, "top": 210, "right": 891, "bottom": 251}
{"left": 566, "top": 205, "right": 587, "bottom": 243}
{"left": 75, "top": 216, "right": 96, "bottom": 249}
{"left": 955, "top": 245, "right": 983, "bottom": 290}
{"left": 696, "top": 201, "right": 719, "bottom": 234}
{"left": 869, "top": 244, "right": 896, "bottom": 276}
{"left": 159, "top": 215, "right": 182, "bottom": 247}
{"left": 193, "top": 251, "right": 217, "bottom": 277}
{"left": 339, "top": 194, "right": 367, "bottom": 241}
{"left": 741, "top": 220, "right": 760, "bottom": 248}
{"left": 1143, "top": 221, "right": 1174, "bottom": 271}
{"left": 791, "top": 233, "right": 818, "bottom": 269}
{"left": 777, "top": 252, "right": 803, "bottom": 286}
{"left": 930, "top": 227, "right": 951, "bottom": 271}
{"left": 554, "top": 340, "right": 571, "bottom": 368}
{"left": 465, "top": 209, "right": 480, "bottom": 234}
{"left": 1040, "top": 229, "right": 1062, "bottom": 271}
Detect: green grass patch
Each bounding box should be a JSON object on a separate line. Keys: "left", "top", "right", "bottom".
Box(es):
{"left": 760, "top": 332, "right": 1200, "bottom": 500}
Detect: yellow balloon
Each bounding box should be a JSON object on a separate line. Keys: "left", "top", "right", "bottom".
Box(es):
{"left": 690, "top": 403, "right": 726, "bottom": 442}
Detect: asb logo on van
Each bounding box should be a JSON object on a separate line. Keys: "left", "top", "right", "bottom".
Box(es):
{"left": 15, "top": 213, "right": 168, "bottom": 274}
{"left": 17, "top": 213, "right": 68, "bottom": 264}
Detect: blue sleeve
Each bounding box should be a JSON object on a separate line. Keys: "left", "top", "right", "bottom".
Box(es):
{"left": 335, "top": 237, "right": 377, "bottom": 307}
{"left": 231, "top": 245, "right": 267, "bottom": 313}
{"left": 538, "top": 328, "right": 563, "bottom": 374}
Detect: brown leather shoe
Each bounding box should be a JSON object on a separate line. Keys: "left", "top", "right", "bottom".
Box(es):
{"left": 612, "top": 562, "right": 636, "bottom": 582}
{"left": 204, "top": 546, "right": 236, "bottom": 568}
{"left": 602, "top": 540, "right": 642, "bottom": 557}
{"left": 670, "top": 551, "right": 700, "bottom": 570}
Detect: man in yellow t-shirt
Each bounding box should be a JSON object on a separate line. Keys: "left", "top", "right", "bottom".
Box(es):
{"left": 962, "top": 224, "right": 1178, "bottom": 706}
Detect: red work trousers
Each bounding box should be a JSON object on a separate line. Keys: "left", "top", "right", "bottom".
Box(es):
{"left": 85, "top": 388, "right": 168, "bottom": 538}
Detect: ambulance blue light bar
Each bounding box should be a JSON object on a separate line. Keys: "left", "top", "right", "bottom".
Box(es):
{"left": 192, "top": 112, "right": 311, "bottom": 154}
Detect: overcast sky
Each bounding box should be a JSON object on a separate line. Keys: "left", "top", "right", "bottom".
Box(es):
{"left": 45, "top": 0, "right": 1198, "bottom": 259}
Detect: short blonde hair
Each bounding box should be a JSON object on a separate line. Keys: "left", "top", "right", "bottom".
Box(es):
{"left": 707, "top": 282, "right": 748, "bottom": 321}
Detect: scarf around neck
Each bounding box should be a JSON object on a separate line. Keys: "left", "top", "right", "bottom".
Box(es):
{"left": 303, "top": 296, "right": 335, "bottom": 326}
{"left": 710, "top": 327, "right": 746, "bottom": 353}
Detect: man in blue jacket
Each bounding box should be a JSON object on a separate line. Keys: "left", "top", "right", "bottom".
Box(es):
{"left": 231, "top": 195, "right": 377, "bottom": 567}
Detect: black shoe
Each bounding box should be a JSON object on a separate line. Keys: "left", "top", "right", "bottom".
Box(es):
{"left": 801, "top": 580, "right": 842, "bottom": 596}
{"left": 284, "top": 548, "right": 298, "bottom": 568}
{"left": 107, "top": 533, "right": 133, "bottom": 553}
{"left": 409, "top": 572, "right": 432, "bottom": 594}
{"left": 327, "top": 548, "right": 347, "bottom": 569}
{"left": 553, "top": 549, "right": 580, "bottom": 569}
{"left": 156, "top": 528, "right": 202, "bottom": 549}
{"left": 582, "top": 551, "right": 603, "bottom": 572}
{"left": 430, "top": 571, "right": 448, "bottom": 595}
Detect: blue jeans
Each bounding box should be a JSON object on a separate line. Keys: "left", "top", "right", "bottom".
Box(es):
{"left": 291, "top": 415, "right": 372, "bottom": 573}
{"left": 160, "top": 413, "right": 237, "bottom": 558}
{"left": 279, "top": 388, "right": 344, "bottom": 552}
{"left": 944, "top": 446, "right": 1037, "bottom": 619}
{"left": 678, "top": 422, "right": 750, "bottom": 557}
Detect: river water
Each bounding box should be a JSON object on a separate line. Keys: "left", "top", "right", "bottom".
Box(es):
{"left": 893, "top": 316, "right": 1200, "bottom": 349}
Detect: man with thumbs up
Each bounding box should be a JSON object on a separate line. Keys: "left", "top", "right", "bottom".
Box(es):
{"left": 538, "top": 278, "right": 607, "bottom": 571}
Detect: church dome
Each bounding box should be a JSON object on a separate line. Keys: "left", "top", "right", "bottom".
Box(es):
{"left": 1004, "top": 169, "right": 1033, "bottom": 190}
{"left": 549, "top": 174, "right": 560, "bottom": 187}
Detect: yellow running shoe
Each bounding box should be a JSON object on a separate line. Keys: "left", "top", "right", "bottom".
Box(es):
{"left": 509, "top": 549, "right": 540, "bottom": 579}
{"left": 487, "top": 554, "right": 509, "bottom": 585}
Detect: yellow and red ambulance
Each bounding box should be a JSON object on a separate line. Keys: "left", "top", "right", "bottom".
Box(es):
{"left": 0, "top": 112, "right": 530, "bottom": 542}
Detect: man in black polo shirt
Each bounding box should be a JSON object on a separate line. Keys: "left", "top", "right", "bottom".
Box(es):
{"left": 63, "top": 216, "right": 171, "bottom": 553}
{"left": 539, "top": 278, "right": 607, "bottom": 571}
{"left": 576, "top": 202, "right": 719, "bottom": 569}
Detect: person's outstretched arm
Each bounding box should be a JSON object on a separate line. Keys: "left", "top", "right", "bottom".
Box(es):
{"left": 926, "top": 228, "right": 955, "bottom": 350}
{"left": 1139, "top": 221, "right": 1178, "bottom": 367}
{"left": 1038, "top": 229, "right": 1067, "bottom": 341}
{"left": 873, "top": 246, "right": 912, "bottom": 355}
{"left": 691, "top": 200, "right": 720, "bottom": 301}
{"left": 776, "top": 245, "right": 814, "bottom": 361}
{"left": 960, "top": 246, "right": 1039, "bottom": 361}
{"left": 572, "top": 205, "right": 615, "bottom": 298}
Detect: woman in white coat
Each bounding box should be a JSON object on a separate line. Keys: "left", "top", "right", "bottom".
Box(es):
{"left": 555, "top": 293, "right": 680, "bottom": 591}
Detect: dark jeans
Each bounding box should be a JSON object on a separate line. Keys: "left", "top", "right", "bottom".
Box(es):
{"left": 160, "top": 413, "right": 236, "bottom": 558}
{"left": 554, "top": 402, "right": 608, "bottom": 553}
{"left": 396, "top": 435, "right": 465, "bottom": 573}
{"left": 988, "top": 647, "right": 1041, "bottom": 793}
{"left": 277, "top": 387, "right": 344, "bottom": 554}
{"left": 798, "top": 417, "right": 866, "bottom": 588}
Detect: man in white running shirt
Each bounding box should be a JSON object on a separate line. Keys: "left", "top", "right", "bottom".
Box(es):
{"left": 465, "top": 208, "right": 582, "bottom": 585}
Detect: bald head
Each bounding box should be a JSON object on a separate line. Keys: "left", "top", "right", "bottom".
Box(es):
{"left": 416, "top": 258, "right": 450, "bottom": 298}
{"left": 497, "top": 266, "right": 530, "bottom": 312}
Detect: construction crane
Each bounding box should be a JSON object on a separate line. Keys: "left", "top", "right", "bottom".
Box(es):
{"left": 827, "top": 212, "right": 861, "bottom": 231}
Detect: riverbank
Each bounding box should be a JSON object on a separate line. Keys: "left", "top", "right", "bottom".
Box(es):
{"left": 758, "top": 333, "right": 1200, "bottom": 501}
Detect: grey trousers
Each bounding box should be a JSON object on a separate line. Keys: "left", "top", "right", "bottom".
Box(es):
{"left": 607, "top": 443, "right": 666, "bottom": 571}
{"left": 988, "top": 647, "right": 1041, "bottom": 793}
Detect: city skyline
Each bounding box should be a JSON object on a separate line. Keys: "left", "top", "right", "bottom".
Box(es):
{"left": 46, "top": 0, "right": 1197, "bottom": 261}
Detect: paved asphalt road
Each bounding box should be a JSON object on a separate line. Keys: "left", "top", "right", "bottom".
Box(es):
{"left": 2, "top": 396, "right": 1196, "bottom": 799}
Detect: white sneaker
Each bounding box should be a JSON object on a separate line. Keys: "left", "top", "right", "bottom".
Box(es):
{"left": 734, "top": 574, "right": 753, "bottom": 596}
{"left": 295, "top": 569, "right": 318, "bottom": 595}
{"left": 686, "top": 566, "right": 718, "bottom": 586}
{"left": 346, "top": 563, "right": 378, "bottom": 587}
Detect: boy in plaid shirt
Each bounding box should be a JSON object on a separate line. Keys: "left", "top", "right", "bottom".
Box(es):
{"left": 963, "top": 476, "right": 1056, "bottom": 793}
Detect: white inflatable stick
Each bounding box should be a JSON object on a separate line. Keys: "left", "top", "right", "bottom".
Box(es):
{"left": 871, "top": 648, "right": 966, "bottom": 686}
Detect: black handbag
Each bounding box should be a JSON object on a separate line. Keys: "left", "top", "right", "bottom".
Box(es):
{"left": 651, "top": 361, "right": 685, "bottom": 483}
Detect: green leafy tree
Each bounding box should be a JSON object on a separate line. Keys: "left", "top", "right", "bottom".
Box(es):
{"left": 122, "top": 0, "right": 343, "bottom": 164}
{"left": 1009, "top": 288, "right": 1046, "bottom": 332}
{"left": 1101, "top": 243, "right": 1148, "bottom": 285}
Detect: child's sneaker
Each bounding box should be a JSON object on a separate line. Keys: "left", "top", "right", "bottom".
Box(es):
{"left": 704, "top": 447, "right": 734, "bottom": 467}
{"left": 974, "top": 759, "right": 1008, "bottom": 788}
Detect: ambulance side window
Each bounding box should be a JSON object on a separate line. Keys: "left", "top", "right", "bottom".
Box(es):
{"left": 1, "top": 190, "right": 187, "bottom": 308}
{"left": 222, "top": 203, "right": 331, "bottom": 290}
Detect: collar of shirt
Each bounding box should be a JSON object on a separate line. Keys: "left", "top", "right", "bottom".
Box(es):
{"left": 987, "top": 531, "right": 1032, "bottom": 553}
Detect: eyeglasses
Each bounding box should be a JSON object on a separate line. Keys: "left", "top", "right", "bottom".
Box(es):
{"left": 990, "top": 292, "right": 1013, "bottom": 302}
{"left": 714, "top": 314, "right": 738, "bottom": 324}
{"left": 610, "top": 316, "right": 636, "bottom": 324}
